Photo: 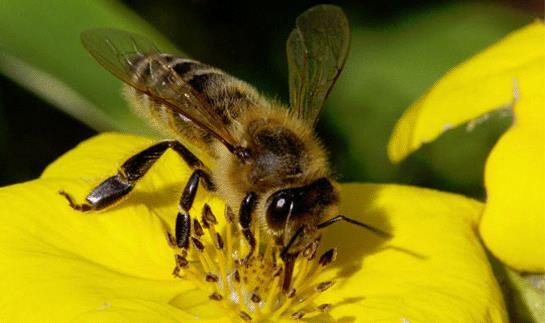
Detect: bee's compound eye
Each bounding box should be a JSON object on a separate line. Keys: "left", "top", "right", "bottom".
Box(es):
{"left": 266, "top": 193, "right": 292, "bottom": 230}
{"left": 275, "top": 197, "right": 287, "bottom": 209}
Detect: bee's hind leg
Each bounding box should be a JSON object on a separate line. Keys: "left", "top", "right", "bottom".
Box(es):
{"left": 59, "top": 140, "right": 207, "bottom": 212}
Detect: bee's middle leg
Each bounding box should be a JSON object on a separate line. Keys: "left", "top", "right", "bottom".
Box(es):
{"left": 60, "top": 140, "right": 207, "bottom": 212}
{"left": 174, "top": 169, "right": 214, "bottom": 249}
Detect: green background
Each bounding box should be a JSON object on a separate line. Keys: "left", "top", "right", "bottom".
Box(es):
{"left": 0, "top": 0, "right": 539, "bottom": 199}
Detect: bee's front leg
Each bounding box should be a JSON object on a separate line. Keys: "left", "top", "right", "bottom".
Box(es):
{"left": 59, "top": 140, "right": 206, "bottom": 212}
{"left": 239, "top": 192, "right": 258, "bottom": 262}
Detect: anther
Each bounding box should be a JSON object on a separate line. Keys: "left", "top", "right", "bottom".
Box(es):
{"left": 303, "top": 238, "right": 320, "bottom": 260}
{"left": 191, "top": 237, "right": 205, "bottom": 252}
{"left": 172, "top": 266, "right": 181, "bottom": 278}
{"left": 175, "top": 254, "right": 189, "bottom": 268}
{"left": 318, "top": 303, "right": 332, "bottom": 312}
{"left": 201, "top": 203, "right": 218, "bottom": 227}
{"left": 205, "top": 273, "right": 218, "bottom": 282}
{"left": 286, "top": 288, "right": 296, "bottom": 298}
{"left": 291, "top": 311, "right": 305, "bottom": 319}
{"left": 318, "top": 248, "right": 337, "bottom": 266}
{"left": 239, "top": 311, "right": 252, "bottom": 321}
{"left": 224, "top": 206, "right": 235, "bottom": 224}
{"left": 251, "top": 293, "right": 261, "bottom": 303}
{"left": 272, "top": 266, "right": 282, "bottom": 277}
{"left": 316, "top": 281, "right": 335, "bottom": 292}
{"left": 165, "top": 231, "right": 177, "bottom": 248}
{"left": 233, "top": 270, "right": 241, "bottom": 283}
{"left": 193, "top": 219, "right": 204, "bottom": 236}
{"left": 214, "top": 232, "right": 224, "bottom": 250}
{"left": 209, "top": 292, "right": 223, "bottom": 301}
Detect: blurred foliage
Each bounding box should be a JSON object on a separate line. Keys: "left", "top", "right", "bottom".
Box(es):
{"left": 0, "top": 0, "right": 538, "bottom": 200}
{"left": 0, "top": 0, "right": 179, "bottom": 133}
{"left": 326, "top": 2, "right": 530, "bottom": 197}
{"left": 490, "top": 255, "right": 545, "bottom": 323}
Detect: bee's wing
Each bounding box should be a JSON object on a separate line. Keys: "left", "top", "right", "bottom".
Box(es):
{"left": 286, "top": 5, "right": 350, "bottom": 127}
{"left": 81, "top": 28, "right": 239, "bottom": 151}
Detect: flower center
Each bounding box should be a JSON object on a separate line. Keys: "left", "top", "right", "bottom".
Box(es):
{"left": 168, "top": 203, "right": 336, "bottom": 321}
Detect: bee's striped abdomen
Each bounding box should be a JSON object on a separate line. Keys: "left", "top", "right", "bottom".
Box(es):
{"left": 125, "top": 53, "right": 265, "bottom": 154}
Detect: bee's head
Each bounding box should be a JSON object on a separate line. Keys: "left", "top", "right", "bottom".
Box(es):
{"left": 264, "top": 177, "right": 339, "bottom": 255}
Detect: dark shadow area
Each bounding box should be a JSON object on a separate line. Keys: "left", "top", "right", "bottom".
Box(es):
{"left": 0, "top": 76, "right": 97, "bottom": 185}
{"left": 321, "top": 185, "right": 392, "bottom": 274}
{"left": 487, "top": 250, "right": 537, "bottom": 322}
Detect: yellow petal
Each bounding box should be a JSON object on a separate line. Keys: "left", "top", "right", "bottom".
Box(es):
{"left": 479, "top": 81, "right": 545, "bottom": 272}
{"left": 315, "top": 184, "right": 507, "bottom": 322}
{"left": 0, "top": 179, "right": 227, "bottom": 321}
{"left": 388, "top": 21, "right": 544, "bottom": 163}
{"left": 0, "top": 133, "right": 506, "bottom": 321}
{"left": 42, "top": 132, "right": 156, "bottom": 180}
{"left": 0, "top": 133, "right": 227, "bottom": 321}
{"left": 42, "top": 132, "right": 223, "bottom": 230}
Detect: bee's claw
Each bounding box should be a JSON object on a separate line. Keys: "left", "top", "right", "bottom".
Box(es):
{"left": 58, "top": 190, "right": 92, "bottom": 212}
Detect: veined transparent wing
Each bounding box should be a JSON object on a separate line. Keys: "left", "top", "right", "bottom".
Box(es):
{"left": 81, "top": 28, "right": 239, "bottom": 152}
{"left": 287, "top": 5, "right": 350, "bottom": 127}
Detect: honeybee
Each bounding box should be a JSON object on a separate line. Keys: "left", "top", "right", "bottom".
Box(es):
{"left": 60, "top": 5, "right": 388, "bottom": 290}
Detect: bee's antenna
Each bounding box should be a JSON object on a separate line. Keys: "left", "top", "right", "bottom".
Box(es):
{"left": 280, "top": 225, "right": 304, "bottom": 261}
{"left": 318, "top": 215, "right": 391, "bottom": 238}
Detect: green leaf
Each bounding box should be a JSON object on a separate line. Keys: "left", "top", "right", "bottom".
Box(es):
{"left": 324, "top": 2, "right": 531, "bottom": 193}
{"left": 0, "top": 0, "right": 181, "bottom": 133}
{"left": 490, "top": 256, "right": 545, "bottom": 323}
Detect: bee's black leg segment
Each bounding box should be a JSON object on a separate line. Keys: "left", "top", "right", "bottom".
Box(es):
{"left": 282, "top": 252, "right": 297, "bottom": 293}
{"left": 165, "top": 140, "right": 206, "bottom": 170}
{"left": 179, "top": 170, "right": 212, "bottom": 212}
{"left": 175, "top": 211, "right": 191, "bottom": 249}
{"left": 59, "top": 174, "right": 134, "bottom": 212}
{"left": 318, "top": 215, "right": 391, "bottom": 238}
{"left": 59, "top": 140, "right": 211, "bottom": 212}
{"left": 280, "top": 226, "right": 305, "bottom": 261}
{"left": 175, "top": 169, "right": 213, "bottom": 248}
{"left": 239, "top": 192, "right": 258, "bottom": 261}
{"left": 279, "top": 227, "right": 305, "bottom": 292}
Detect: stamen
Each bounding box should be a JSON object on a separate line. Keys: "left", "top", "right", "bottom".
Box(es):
{"left": 205, "top": 273, "right": 219, "bottom": 283}
{"left": 201, "top": 204, "right": 218, "bottom": 226}
{"left": 316, "top": 280, "right": 335, "bottom": 292}
{"left": 224, "top": 207, "right": 234, "bottom": 258}
{"left": 169, "top": 205, "right": 341, "bottom": 321}
{"left": 165, "top": 231, "right": 177, "bottom": 248}
{"left": 239, "top": 311, "right": 252, "bottom": 321}
{"left": 175, "top": 254, "right": 189, "bottom": 268}
{"left": 291, "top": 310, "right": 305, "bottom": 320}
{"left": 191, "top": 237, "right": 205, "bottom": 252}
{"left": 251, "top": 293, "right": 261, "bottom": 303}
{"left": 193, "top": 218, "right": 204, "bottom": 236}
{"left": 209, "top": 292, "right": 223, "bottom": 301}
{"left": 319, "top": 248, "right": 337, "bottom": 266}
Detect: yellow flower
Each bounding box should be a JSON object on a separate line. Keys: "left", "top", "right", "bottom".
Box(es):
{"left": 388, "top": 22, "right": 544, "bottom": 272}
{"left": 0, "top": 133, "right": 506, "bottom": 321}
